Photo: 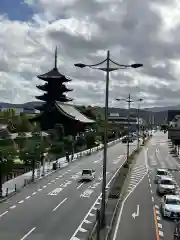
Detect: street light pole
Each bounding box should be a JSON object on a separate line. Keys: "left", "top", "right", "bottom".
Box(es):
{"left": 127, "top": 94, "right": 131, "bottom": 161}
{"left": 101, "top": 50, "right": 110, "bottom": 227}
{"left": 74, "top": 52, "right": 143, "bottom": 229}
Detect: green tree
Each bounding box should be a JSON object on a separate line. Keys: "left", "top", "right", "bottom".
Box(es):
{"left": 85, "top": 132, "right": 96, "bottom": 149}
{"left": 13, "top": 113, "right": 33, "bottom": 133}
{"left": 0, "top": 138, "right": 17, "bottom": 196}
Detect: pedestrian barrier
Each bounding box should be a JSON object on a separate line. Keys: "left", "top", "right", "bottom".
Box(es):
{"left": 1, "top": 137, "right": 123, "bottom": 198}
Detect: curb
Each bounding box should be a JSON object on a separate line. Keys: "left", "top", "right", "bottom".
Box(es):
{"left": 1, "top": 137, "right": 122, "bottom": 202}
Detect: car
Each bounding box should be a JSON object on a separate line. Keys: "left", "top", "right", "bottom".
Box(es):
{"left": 155, "top": 168, "right": 169, "bottom": 183}
{"left": 157, "top": 176, "right": 176, "bottom": 195}
{"left": 161, "top": 195, "right": 180, "bottom": 218}
{"left": 80, "top": 169, "right": 96, "bottom": 181}
{"left": 122, "top": 137, "right": 133, "bottom": 143}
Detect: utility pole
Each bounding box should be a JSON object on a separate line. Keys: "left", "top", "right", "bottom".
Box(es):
{"left": 127, "top": 94, "right": 131, "bottom": 161}
{"left": 137, "top": 107, "right": 140, "bottom": 149}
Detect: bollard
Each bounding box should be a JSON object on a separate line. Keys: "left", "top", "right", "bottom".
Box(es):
{"left": 6, "top": 188, "right": 8, "bottom": 197}
{"left": 96, "top": 209, "right": 101, "bottom": 240}
{"left": 15, "top": 184, "right": 17, "bottom": 192}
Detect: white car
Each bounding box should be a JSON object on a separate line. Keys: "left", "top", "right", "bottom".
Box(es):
{"left": 155, "top": 168, "right": 169, "bottom": 183}
{"left": 161, "top": 195, "right": 180, "bottom": 218}
{"left": 81, "top": 169, "right": 96, "bottom": 181}
{"left": 157, "top": 176, "right": 176, "bottom": 195}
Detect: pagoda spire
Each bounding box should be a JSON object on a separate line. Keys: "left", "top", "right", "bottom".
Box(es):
{"left": 54, "top": 46, "right": 57, "bottom": 69}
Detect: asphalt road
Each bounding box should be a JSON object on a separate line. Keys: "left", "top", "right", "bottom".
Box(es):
{"left": 0, "top": 140, "right": 138, "bottom": 240}
{"left": 112, "top": 131, "right": 180, "bottom": 240}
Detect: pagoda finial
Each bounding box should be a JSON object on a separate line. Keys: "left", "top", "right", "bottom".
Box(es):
{"left": 54, "top": 46, "right": 57, "bottom": 69}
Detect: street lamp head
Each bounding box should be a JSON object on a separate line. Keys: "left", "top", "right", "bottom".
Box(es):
{"left": 130, "top": 63, "right": 143, "bottom": 68}
{"left": 74, "top": 63, "right": 86, "bottom": 68}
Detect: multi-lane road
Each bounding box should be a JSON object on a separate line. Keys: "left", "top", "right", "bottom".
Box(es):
{"left": 0, "top": 139, "right": 139, "bottom": 240}
{"left": 112, "top": 131, "right": 180, "bottom": 240}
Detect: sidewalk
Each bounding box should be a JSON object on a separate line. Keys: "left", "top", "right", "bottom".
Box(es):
{"left": 2, "top": 138, "right": 122, "bottom": 197}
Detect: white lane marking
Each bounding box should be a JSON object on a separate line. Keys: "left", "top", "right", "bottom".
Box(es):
{"left": 20, "top": 227, "right": 36, "bottom": 240}
{"left": 70, "top": 160, "right": 126, "bottom": 240}
{"left": 51, "top": 180, "right": 55, "bottom": 182}
{"left": 10, "top": 205, "right": 16, "bottom": 209}
{"left": 112, "top": 150, "right": 148, "bottom": 240}
{"left": 152, "top": 197, "right": 154, "bottom": 202}
{"left": 53, "top": 198, "right": 67, "bottom": 211}
{"left": 48, "top": 188, "right": 63, "bottom": 196}
{"left": 77, "top": 183, "right": 84, "bottom": 189}
{"left": 18, "top": 200, "right": 24, "bottom": 204}
{"left": 25, "top": 196, "right": 31, "bottom": 199}
{"left": 149, "top": 183, "right": 152, "bottom": 188}
{"left": 43, "top": 185, "right": 47, "bottom": 188}
{"left": 158, "top": 223, "right": 162, "bottom": 228}
{"left": 48, "top": 183, "right": 51, "bottom": 185}
{"left": 38, "top": 189, "right": 42, "bottom": 191}
{"left": 32, "top": 192, "right": 37, "bottom": 195}
{"left": 79, "top": 227, "right": 87, "bottom": 233}
{"left": 159, "top": 230, "right": 164, "bottom": 237}
{"left": 0, "top": 211, "right": 8, "bottom": 218}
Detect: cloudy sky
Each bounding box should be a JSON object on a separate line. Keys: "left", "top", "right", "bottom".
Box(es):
{"left": 0, "top": 0, "right": 180, "bottom": 108}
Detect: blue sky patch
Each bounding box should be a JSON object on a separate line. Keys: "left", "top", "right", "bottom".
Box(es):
{"left": 0, "top": 0, "right": 34, "bottom": 21}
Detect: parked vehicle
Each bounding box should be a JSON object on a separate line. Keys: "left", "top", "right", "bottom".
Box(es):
{"left": 161, "top": 195, "right": 180, "bottom": 219}
{"left": 155, "top": 168, "right": 169, "bottom": 183}
{"left": 157, "top": 176, "right": 176, "bottom": 195}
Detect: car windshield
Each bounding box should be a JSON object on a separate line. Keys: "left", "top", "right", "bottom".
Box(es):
{"left": 166, "top": 199, "right": 180, "bottom": 205}
{"left": 157, "top": 171, "right": 167, "bottom": 175}
{"left": 82, "top": 170, "right": 91, "bottom": 175}
{"left": 160, "top": 179, "right": 173, "bottom": 185}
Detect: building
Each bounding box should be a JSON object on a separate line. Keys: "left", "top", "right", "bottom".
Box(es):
{"left": 30, "top": 47, "right": 94, "bottom": 135}
{"left": 108, "top": 113, "right": 144, "bottom": 132}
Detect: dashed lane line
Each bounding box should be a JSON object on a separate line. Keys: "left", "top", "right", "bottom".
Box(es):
{"left": 70, "top": 160, "right": 126, "bottom": 240}
{"left": 148, "top": 170, "right": 164, "bottom": 239}
{"left": 0, "top": 211, "right": 8, "bottom": 218}
{"left": 20, "top": 227, "right": 36, "bottom": 240}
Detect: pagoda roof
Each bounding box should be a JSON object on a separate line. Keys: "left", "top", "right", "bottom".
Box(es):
{"left": 55, "top": 102, "right": 95, "bottom": 123}
{"left": 37, "top": 68, "right": 71, "bottom": 81}
{"left": 30, "top": 102, "right": 95, "bottom": 124}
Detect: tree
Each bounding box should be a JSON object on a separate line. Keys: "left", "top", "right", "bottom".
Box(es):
{"left": 13, "top": 114, "right": 33, "bottom": 133}
{"left": 85, "top": 132, "right": 96, "bottom": 149}
{"left": 0, "top": 138, "right": 17, "bottom": 196}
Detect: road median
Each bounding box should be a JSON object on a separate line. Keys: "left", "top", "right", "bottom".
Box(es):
{"left": 88, "top": 136, "right": 152, "bottom": 240}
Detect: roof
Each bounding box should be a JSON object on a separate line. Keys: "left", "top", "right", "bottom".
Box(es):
{"left": 38, "top": 68, "right": 71, "bottom": 82}
{"left": 157, "top": 168, "right": 168, "bottom": 172}
{"left": 165, "top": 195, "right": 180, "bottom": 200}
{"left": 55, "top": 102, "right": 94, "bottom": 123}
{"left": 160, "top": 176, "right": 173, "bottom": 180}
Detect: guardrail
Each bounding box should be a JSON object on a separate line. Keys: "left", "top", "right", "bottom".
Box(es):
{"left": 1, "top": 136, "right": 123, "bottom": 198}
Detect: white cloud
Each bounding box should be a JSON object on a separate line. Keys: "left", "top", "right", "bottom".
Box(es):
{"left": 1, "top": 0, "right": 180, "bottom": 108}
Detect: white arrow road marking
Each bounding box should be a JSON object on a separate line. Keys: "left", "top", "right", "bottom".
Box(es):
{"left": 132, "top": 205, "right": 140, "bottom": 219}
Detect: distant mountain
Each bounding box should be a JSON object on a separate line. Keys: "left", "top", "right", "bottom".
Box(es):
{"left": 145, "top": 105, "right": 180, "bottom": 112}
{"left": 0, "top": 101, "right": 179, "bottom": 125}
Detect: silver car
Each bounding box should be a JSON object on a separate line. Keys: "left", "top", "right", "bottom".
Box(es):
{"left": 157, "top": 176, "right": 176, "bottom": 195}
{"left": 161, "top": 195, "right": 180, "bottom": 218}
{"left": 155, "top": 168, "right": 169, "bottom": 183}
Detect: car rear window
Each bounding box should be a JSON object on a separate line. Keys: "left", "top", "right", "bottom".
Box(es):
{"left": 160, "top": 179, "right": 173, "bottom": 185}
{"left": 157, "top": 171, "right": 167, "bottom": 175}
{"left": 82, "top": 170, "right": 91, "bottom": 175}
{"left": 166, "top": 199, "right": 180, "bottom": 205}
